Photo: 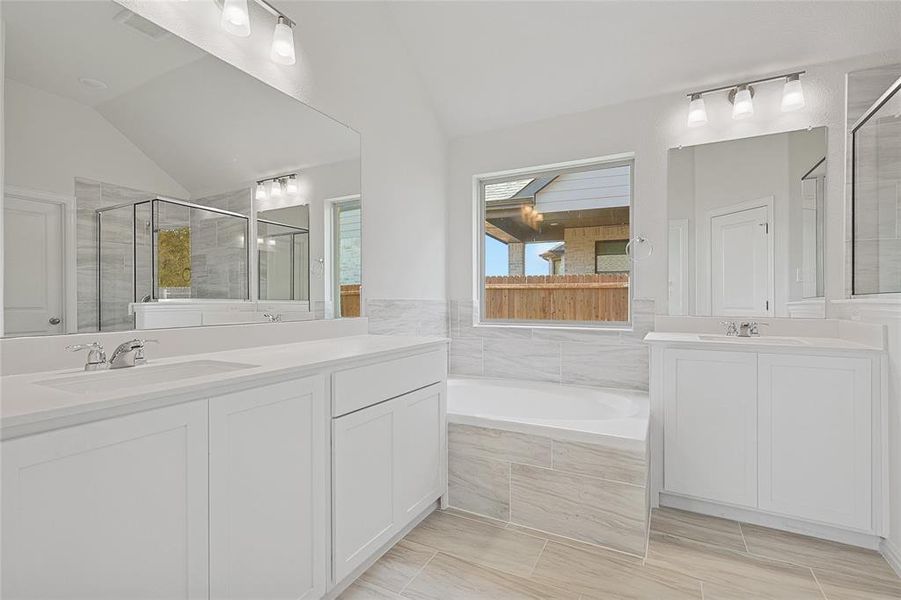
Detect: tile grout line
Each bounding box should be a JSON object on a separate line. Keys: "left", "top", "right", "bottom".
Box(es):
{"left": 397, "top": 550, "right": 439, "bottom": 596}
{"left": 809, "top": 567, "right": 830, "bottom": 600}
{"left": 738, "top": 522, "right": 750, "bottom": 553}
{"left": 527, "top": 539, "right": 549, "bottom": 578}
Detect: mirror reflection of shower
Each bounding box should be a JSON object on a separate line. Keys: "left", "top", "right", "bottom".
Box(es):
{"left": 96, "top": 198, "right": 250, "bottom": 331}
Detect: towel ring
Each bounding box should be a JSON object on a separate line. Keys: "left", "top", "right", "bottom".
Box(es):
{"left": 625, "top": 236, "right": 653, "bottom": 260}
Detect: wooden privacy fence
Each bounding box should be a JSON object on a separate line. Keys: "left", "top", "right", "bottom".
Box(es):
{"left": 485, "top": 274, "right": 629, "bottom": 322}
{"left": 340, "top": 284, "right": 361, "bottom": 317}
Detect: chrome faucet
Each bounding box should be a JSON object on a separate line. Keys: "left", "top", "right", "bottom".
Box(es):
{"left": 66, "top": 341, "right": 107, "bottom": 371}
{"left": 720, "top": 321, "right": 738, "bottom": 336}
{"left": 109, "top": 339, "right": 158, "bottom": 369}
{"left": 737, "top": 321, "right": 767, "bottom": 337}
{"left": 263, "top": 312, "right": 282, "bottom": 323}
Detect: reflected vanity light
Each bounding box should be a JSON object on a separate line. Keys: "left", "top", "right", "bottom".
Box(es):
{"left": 255, "top": 173, "right": 299, "bottom": 204}
{"left": 285, "top": 175, "right": 298, "bottom": 195}
{"left": 685, "top": 71, "right": 805, "bottom": 126}
{"left": 218, "top": 0, "right": 296, "bottom": 67}
{"left": 254, "top": 182, "right": 267, "bottom": 201}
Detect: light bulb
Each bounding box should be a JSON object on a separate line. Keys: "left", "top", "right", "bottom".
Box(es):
{"left": 286, "top": 176, "right": 298, "bottom": 195}
{"left": 255, "top": 182, "right": 266, "bottom": 201}
{"left": 220, "top": 0, "right": 250, "bottom": 37}
{"left": 781, "top": 74, "right": 805, "bottom": 112}
{"left": 732, "top": 85, "right": 754, "bottom": 120}
{"left": 270, "top": 179, "right": 283, "bottom": 199}
{"left": 687, "top": 93, "right": 708, "bottom": 127}
{"left": 270, "top": 16, "right": 296, "bottom": 65}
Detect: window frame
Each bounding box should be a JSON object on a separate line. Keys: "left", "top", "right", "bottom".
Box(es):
{"left": 473, "top": 153, "right": 636, "bottom": 330}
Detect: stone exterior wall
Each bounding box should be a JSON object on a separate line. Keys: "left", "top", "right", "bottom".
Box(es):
{"left": 563, "top": 224, "right": 630, "bottom": 274}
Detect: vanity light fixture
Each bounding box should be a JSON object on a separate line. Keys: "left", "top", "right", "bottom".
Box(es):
{"left": 270, "top": 178, "right": 284, "bottom": 199}
{"left": 254, "top": 181, "right": 267, "bottom": 201}
{"left": 220, "top": 0, "right": 251, "bottom": 37}
{"left": 731, "top": 84, "right": 754, "bottom": 120}
{"left": 218, "top": 0, "right": 297, "bottom": 67}
{"left": 685, "top": 71, "right": 805, "bottom": 126}
{"left": 270, "top": 16, "right": 296, "bottom": 65}
{"left": 686, "top": 93, "right": 707, "bottom": 127}
{"left": 781, "top": 73, "right": 805, "bottom": 112}
{"left": 285, "top": 174, "right": 298, "bottom": 195}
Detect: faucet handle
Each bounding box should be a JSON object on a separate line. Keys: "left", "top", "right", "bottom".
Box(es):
{"left": 720, "top": 321, "right": 738, "bottom": 336}
{"left": 66, "top": 342, "right": 107, "bottom": 371}
{"left": 133, "top": 339, "right": 158, "bottom": 364}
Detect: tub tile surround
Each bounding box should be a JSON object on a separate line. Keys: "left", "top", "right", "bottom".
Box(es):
{"left": 341, "top": 507, "right": 901, "bottom": 600}
{"left": 366, "top": 299, "right": 449, "bottom": 338}
{"left": 447, "top": 422, "right": 649, "bottom": 556}
{"left": 448, "top": 298, "right": 655, "bottom": 390}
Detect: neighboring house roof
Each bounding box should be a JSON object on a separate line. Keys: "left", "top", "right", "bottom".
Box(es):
{"left": 510, "top": 176, "right": 556, "bottom": 200}
{"left": 540, "top": 242, "right": 565, "bottom": 262}
{"left": 484, "top": 178, "right": 533, "bottom": 202}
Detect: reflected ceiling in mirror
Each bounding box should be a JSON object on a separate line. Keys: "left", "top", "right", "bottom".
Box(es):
{"left": 666, "top": 127, "right": 826, "bottom": 319}
{"left": 1, "top": 1, "right": 361, "bottom": 338}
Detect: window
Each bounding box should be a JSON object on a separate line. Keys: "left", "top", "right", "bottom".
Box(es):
{"left": 330, "top": 197, "right": 361, "bottom": 317}
{"left": 479, "top": 158, "right": 633, "bottom": 326}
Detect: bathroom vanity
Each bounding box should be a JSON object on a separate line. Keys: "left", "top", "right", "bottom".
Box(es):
{"left": 0, "top": 335, "right": 448, "bottom": 600}
{"left": 647, "top": 332, "right": 886, "bottom": 547}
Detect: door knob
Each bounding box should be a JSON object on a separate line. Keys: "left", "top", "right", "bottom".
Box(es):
{"left": 49, "top": 317, "right": 61, "bottom": 325}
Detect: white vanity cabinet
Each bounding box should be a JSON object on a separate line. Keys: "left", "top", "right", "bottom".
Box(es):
{"left": 1, "top": 401, "right": 211, "bottom": 600}
{"left": 651, "top": 337, "right": 882, "bottom": 539}
{"left": 331, "top": 351, "right": 447, "bottom": 583}
{"left": 663, "top": 349, "right": 758, "bottom": 507}
{"left": 209, "top": 376, "right": 327, "bottom": 600}
{"left": 757, "top": 354, "right": 872, "bottom": 531}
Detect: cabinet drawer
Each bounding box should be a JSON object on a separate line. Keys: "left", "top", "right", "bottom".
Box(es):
{"left": 332, "top": 350, "right": 446, "bottom": 417}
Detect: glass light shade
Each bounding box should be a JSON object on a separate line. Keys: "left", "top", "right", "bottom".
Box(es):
{"left": 687, "top": 94, "right": 708, "bottom": 127}
{"left": 732, "top": 86, "right": 754, "bottom": 120}
{"left": 270, "top": 180, "right": 283, "bottom": 199}
{"left": 254, "top": 182, "right": 267, "bottom": 201}
{"left": 781, "top": 76, "right": 805, "bottom": 112}
{"left": 270, "top": 18, "right": 296, "bottom": 65}
{"left": 286, "top": 176, "right": 298, "bottom": 194}
{"left": 220, "top": 0, "right": 250, "bottom": 37}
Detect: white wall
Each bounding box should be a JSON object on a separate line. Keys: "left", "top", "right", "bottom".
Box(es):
{"left": 3, "top": 79, "right": 188, "bottom": 198}
{"left": 448, "top": 54, "right": 885, "bottom": 305}
{"left": 116, "top": 0, "right": 447, "bottom": 303}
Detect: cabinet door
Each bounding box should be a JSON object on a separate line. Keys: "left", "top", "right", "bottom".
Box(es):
{"left": 1, "top": 401, "right": 209, "bottom": 600}
{"left": 664, "top": 349, "right": 758, "bottom": 507}
{"left": 758, "top": 354, "right": 872, "bottom": 530}
{"left": 332, "top": 399, "right": 398, "bottom": 582}
{"left": 396, "top": 384, "right": 445, "bottom": 521}
{"left": 210, "top": 377, "right": 327, "bottom": 600}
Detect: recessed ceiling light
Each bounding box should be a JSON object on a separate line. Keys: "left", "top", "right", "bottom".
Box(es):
{"left": 78, "top": 77, "right": 109, "bottom": 91}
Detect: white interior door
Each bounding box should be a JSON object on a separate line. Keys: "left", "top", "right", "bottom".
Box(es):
{"left": 668, "top": 219, "right": 689, "bottom": 315}
{"left": 710, "top": 205, "right": 772, "bottom": 317}
{"left": 3, "top": 196, "right": 64, "bottom": 336}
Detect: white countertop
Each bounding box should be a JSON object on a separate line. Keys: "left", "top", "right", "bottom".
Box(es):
{"left": 1, "top": 335, "right": 447, "bottom": 439}
{"left": 644, "top": 331, "right": 883, "bottom": 353}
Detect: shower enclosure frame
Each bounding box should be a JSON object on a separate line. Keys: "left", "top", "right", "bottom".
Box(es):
{"left": 96, "top": 197, "right": 251, "bottom": 331}
{"left": 256, "top": 217, "right": 310, "bottom": 302}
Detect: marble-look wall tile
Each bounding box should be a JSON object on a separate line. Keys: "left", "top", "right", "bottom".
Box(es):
{"left": 448, "top": 424, "right": 551, "bottom": 467}
{"left": 483, "top": 338, "right": 561, "bottom": 383}
{"left": 552, "top": 439, "right": 647, "bottom": 485}
{"left": 366, "top": 299, "right": 448, "bottom": 338}
{"left": 447, "top": 453, "right": 510, "bottom": 521}
{"left": 448, "top": 298, "right": 654, "bottom": 387}
{"left": 510, "top": 463, "right": 648, "bottom": 555}
{"left": 560, "top": 340, "right": 649, "bottom": 390}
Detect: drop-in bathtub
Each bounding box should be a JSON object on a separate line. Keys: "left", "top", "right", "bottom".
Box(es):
{"left": 446, "top": 377, "right": 650, "bottom": 555}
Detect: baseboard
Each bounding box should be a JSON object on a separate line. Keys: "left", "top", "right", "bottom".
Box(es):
{"left": 881, "top": 538, "right": 901, "bottom": 578}
{"left": 659, "top": 492, "right": 881, "bottom": 550}
{"left": 324, "top": 500, "right": 439, "bottom": 599}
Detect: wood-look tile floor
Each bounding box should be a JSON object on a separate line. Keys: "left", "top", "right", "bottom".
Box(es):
{"left": 339, "top": 507, "right": 901, "bottom": 600}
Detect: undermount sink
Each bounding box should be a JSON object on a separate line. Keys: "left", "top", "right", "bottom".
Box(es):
{"left": 697, "top": 334, "right": 806, "bottom": 346}
{"left": 37, "top": 360, "right": 259, "bottom": 394}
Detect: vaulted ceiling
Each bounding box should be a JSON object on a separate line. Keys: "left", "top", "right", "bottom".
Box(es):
{"left": 385, "top": 1, "right": 901, "bottom": 137}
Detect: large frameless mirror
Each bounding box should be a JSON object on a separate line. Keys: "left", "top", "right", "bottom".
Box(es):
{"left": 1, "top": 0, "right": 361, "bottom": 338}
{"left": 666, "top": 127, "right": 827, "bottom": 319}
